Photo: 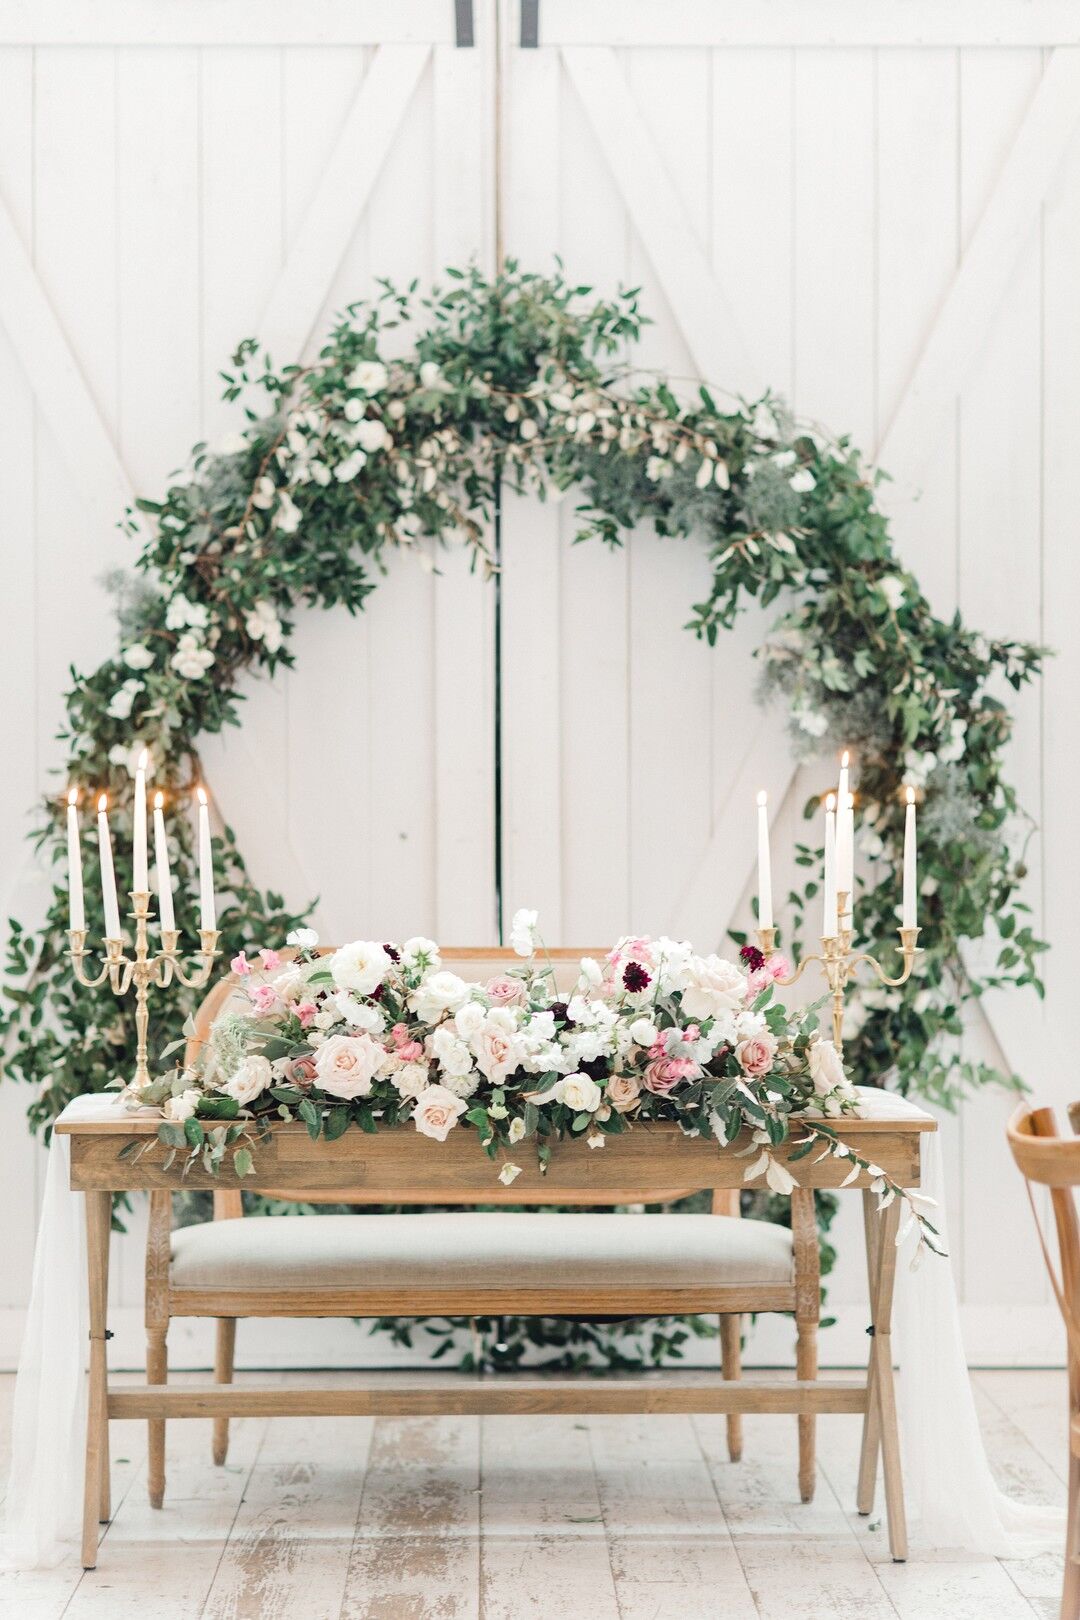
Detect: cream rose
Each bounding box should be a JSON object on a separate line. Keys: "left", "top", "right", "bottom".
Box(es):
{"left": 163, "top": 1088, "right": 202, "bottom": 1123}
{"left": 412, "top": 1083, "right": 467, "bottom": 1141}
{"left": 808, "top": 1037, "right": 846, "bottom": 1097}
{"left": 223, "top": 1054, "right": 273, "bottom": 1107}
{"left": 471, "top": 1008, "right": 521, "bottom": 1083}
{"left": 331, "top": 940, "right": 391, "bottom": 998}
{"left": 736, "top": 1032, "right": 778, "bottom": 1079}
{"left": 605, "top": 1073, "right": 642, "bottom": 1113}
{"left": 554, "top": 1073, "right": 602, "bottom": 1113}
{"left": 392, "top": 1061, "right": 430, "bottom": 1099}
{"left": 681, "top": 955, "right": 748, "bottom": 1021}
{"left": 409, "top": 970, "right": 469, "bottom": 1023}
{"left": 313, "top": 1033, "right": 383, "bottom": 1100}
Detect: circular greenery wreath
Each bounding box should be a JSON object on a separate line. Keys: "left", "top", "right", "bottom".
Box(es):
{"left": 0, "top": 262, "right": 1046, "bottom": 1366}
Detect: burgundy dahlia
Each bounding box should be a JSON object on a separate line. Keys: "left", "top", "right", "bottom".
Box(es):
{"left": 740, "top": 944, "right": 765, "bottom": 973}
{"left": 622, "top": 962, "right": 651, "bottom": 994}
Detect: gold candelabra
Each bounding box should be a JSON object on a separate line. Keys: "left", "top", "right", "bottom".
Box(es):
{"left": 757, "top": 890, "right": 922, "bottom": 1054}
{"left": 69, "top": 890, "right": 220, "bottom": 1089}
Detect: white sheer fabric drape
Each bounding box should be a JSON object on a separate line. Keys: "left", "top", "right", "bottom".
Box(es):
{"left": 1, "top": 1090, "right": 1064, "bottom": 1566}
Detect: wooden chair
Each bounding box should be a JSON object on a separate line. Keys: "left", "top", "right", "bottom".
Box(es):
{"left": 145, "top": 946, "right": 820, "bottom": 1507}
{"left": 1007, "top": 1103, "right": 1080, "bottom": 1620}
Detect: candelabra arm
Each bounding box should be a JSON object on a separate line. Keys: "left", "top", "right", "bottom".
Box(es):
{"left": 850, "top": 928, "right": 922, "bottom": 989}
{"left": 167, "top": 930, "right": 221, "bottom": 989}
{"left": 755, "top": 928, "right": 823, "bottom": 989}
{"left": 68, "top": 931, "right": 121, "bottom": 990}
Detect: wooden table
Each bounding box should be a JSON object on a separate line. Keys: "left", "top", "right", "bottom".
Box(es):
{"left": 56, "top": 1096, "right": 935, "bottom": 1569}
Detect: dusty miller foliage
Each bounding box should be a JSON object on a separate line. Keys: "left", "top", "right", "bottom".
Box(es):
{"left": 0, "top": 263, "right": 1044, "bottom": 1365}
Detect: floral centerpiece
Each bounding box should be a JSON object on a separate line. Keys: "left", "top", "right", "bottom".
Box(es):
{"left": 123, "top": 910, "right": 940, "bottom": 1256}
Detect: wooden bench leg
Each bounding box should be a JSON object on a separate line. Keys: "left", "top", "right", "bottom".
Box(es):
{"left": 719, "top": 1314, "right": 743, "bottom": 1461}
{"left": 213, "top": 1318, "right": 237, "bottom": 1466}
{"left": 147, "top": 1327, "right": 168, "bottom": 1509}
{"left": 82, "top": 1191, "right": 111, "bottom": 1569}
{"left": 857, "top": 1190, "right": 882, "bottom": 1516}
{"left": 796, "top": 1316, "right": 817, "bottom": 1503}
{"left": 860, "top": 1193, "right": 907, "bottom": 1561}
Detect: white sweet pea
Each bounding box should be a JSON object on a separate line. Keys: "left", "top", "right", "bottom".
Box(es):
{"left": 510, "top": 907, "right": 539, "bottom": 958}
{"left": 498, "top": 1162, "right": 523, "bottom": 1186}
{"left": 332, "top": 991, "right": 386, "bottom": 1034}
{"left": 586, "top": 1131, "right": 606, "bottom": 1150}
{"left": 508, "top": 1117, "right": 526, "bottom": 1144}
{"left": 629, "top": 1017, "right": 658, "bottom": 1048}
{"left": 432, "top": 1025, "right": 474, "bottom": 1078}
{"left": 578, "top": 956, "right": 603, "bottom": 988}
{"left": 286, "top": 927, "right": 319, "bottom": 950}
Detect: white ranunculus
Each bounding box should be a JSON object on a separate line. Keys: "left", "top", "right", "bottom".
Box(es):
{"left": 106, "top": 679, "right": 142, "bottom": 720}
{"left": 331, "top": 940, "right": 391, "bottom": 998}
{"left": 349, "top": 361, "right": 388, "bottom": 394}
{"left": 629, "top": 1017, "right": 658, "bottom": 1048}
{"left": 333, "top": 990, "right": 386, "bottom": 1034}
{"left": 172, "top": 634, "right": 214, "bottom": 680}
{"left": 123, "top": 643, "right": 155, "bottom": 671}
{"left": 432, "top": 1025, "right": 474, "bottom": 1078}
{"left": 163, "top": 1088, "right": 201, "bottom": 1123}
{"left": 510, "top": 907, "right": 539, "bottom": 958}
{"left": 553, "top": 1073, "right": 602, "bottom": 1113}
{"left": 286, "top": 927, "right": 319, "bottom": 950}
{"left": 392, "top": 1061, "right": 430, "bottom": 1099}
{"left": 409, "top": 970, "right": 469, "bottom": 1024}
{"left": 412, "top": 1083, "right": 467, "bottom": 1141}
{"left": 354, "top": 418, "right": 391, "bottom": 453}
{"left": 681, "top": 955, "right": 748, "bottom": 1021}
{"left": 808, "top": 1037, "right": 846, "bottom": 1098}
{"left": 165, "top": 595, "right": 209, "bottom": 631}
{"left": 223, "top": 1055, "right": 273, "bottom": 1107}
{"left": 314, "top": 1033, "right": 383, "bottom": 1100}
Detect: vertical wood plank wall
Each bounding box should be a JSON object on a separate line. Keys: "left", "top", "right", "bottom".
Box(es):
{"left": 0, "top": 18, "right": 1075, "bottom": 1364}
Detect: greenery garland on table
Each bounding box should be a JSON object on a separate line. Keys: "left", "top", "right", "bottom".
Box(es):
{"left": 0, "top": 263, "right": 1045, "bottom": 1366}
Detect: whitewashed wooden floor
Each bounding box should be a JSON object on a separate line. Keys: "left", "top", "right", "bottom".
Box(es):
{"left": 0, "top": 1369, "right": 1067, "bottom": 1619}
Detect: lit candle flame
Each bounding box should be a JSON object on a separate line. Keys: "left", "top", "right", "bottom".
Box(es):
{"left": 826, "top": 792, "right": 836, "bottom": 811}
{"left": 97, "top": 793, "right": 108, "bottom": 814}
{"left": 756, "top": 789, "right": 767, "bottom": 808}
{"left": 196, "top": 785, "right": 207, "bottom": 807}
{"left": 67, "top": 787, "right": 78, "bottom": 807}
{"left": 154, "top": 791, "right": 164, "bottom": 811}
{"left": 840, "top": 749, "right": 850, "bottom": 769}
{"left": 906, "top": 785, "right": 915, "bottom": 806}
{"left": 137, "top": 747, "right": 148, "bottom": 772}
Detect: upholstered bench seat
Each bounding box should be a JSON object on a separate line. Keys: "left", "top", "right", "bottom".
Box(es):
{"left": 170, "top": 1211, "right": 794, "bottom": 1292}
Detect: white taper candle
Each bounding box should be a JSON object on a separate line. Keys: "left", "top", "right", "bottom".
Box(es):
{"left": 153, "top": 791, "right": 175, "bottom": 933}
{"left": 822, "top": 792, "right": 837, "bottom": 940}
{"left": 96, "top": 793, "right": 121, "bottom": 940}
{"left": 196, "top": 786, "right": 216, "bottom": 932}
{"left": 902, "top": 786, "right": 917, "bottom": 931}
{"left": 66, "top": 788, "right": 85, "bottom": 933}
{"left": 756, "top": 789, "right": 773, "bottom": 930}
{"left": 133, "top": 747, "right": 149, "bottom": 892}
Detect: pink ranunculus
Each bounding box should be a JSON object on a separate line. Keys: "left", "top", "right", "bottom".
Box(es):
{"left": 296, "top": 1001, "right": 317, "bottom": 1028}
{"left": 485, "top": 974, "right": 527, "bottom": 1007}
{"left": 259, "top": 948, "right": 282, "bottom": 971}
{"left": 642, "top": 1055, "right": 699, "bottom": 1095}
{"left": 231, "top": 951, "right": 252, "bottom": 976}
{"left": 249, "top": 983, "right": 278, "bottom": 1013}
{"left": 736, "top": 1032, "right": 778, "bottom": 1078}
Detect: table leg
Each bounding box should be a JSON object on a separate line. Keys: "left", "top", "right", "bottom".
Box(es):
{"left": 82, "top": 1191, "right": 111, "bottom": 1569}
{"left": 861, "top": 1193, "right": 907, "bottom": 1562}
{"left": 857, "top": 1190, "right": 882, "bottom": 1514}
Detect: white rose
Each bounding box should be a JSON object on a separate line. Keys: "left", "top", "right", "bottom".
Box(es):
{"left": 392, "top": 1061, "right": 430, "bottom": 1099}
{"left": 123, "top": 643, "right": 155, "bottom": 671}
{"left": 223, "top": 1055, "right": 273, "bottom": 1107}
{"left": 106, "top": 679, "right": 142, "bottom": 720}
{"left": 808, "top": 1037, "right": 847, "bottom": 1098}
{"left": 432, "top": 1025, "right": 474, "bottom": 1078}
{"left": 554, "top": 1073, "right": 602, "bottom": 1113}
{"left": 510, "top": 907, "right": 539, "bottom": 958}
{"left": 163, "top": 1088, "right": 202, "bottom": 1123}
{"left": 331, "top": 940, "right": 391, "bottom": 998}
{"left": 172, "top": 633, "right": 214, "bottom": 680}
{"left": 681, "top": 956, "right": 748, "bottom": 1021}
{"left": 354, "top": 418, "right": 391, "bottom": 453}
{"left": 165, "top": 594, "right": 209, "bottom": 631}
{"left": 333, "top": 990, "right": 386, "bottom": 1034}
{"left": 286, "top": 927, "right": 319, "bottom": 951}
{"left": 629, "top": 1017, "right": 658, "bottom": 1048}
{"left": 409, "top": 970, "right": 469, "bottom": 1023}
{"left": 412, "top": 1083, "right": 467, "bottom": 1141}
{"left": 314, "top": 1033, "right": 383, "bottom": 1100}
{"left": 348, "top": 360, "right": 388, "bottom": 394}
{"left": 471, "top": 1011, "right": 521, "bottom": 1083}
{"left": 454, "top": 1001, "right": 487, "bottom": 1041}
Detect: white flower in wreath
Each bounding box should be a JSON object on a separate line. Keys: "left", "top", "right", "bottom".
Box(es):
{"left": 274, "top": 492, "right": 302, "bottom": 535}
{"left": 880, "top": 575, "right": 906, "bottom": 611}
{"left": 309, "top": 460, "right": 331, "bottom": 486}
{"left": 794, "top": 705, "right": 828, "bottom": 738}
{"left": 163, "top": 1088, "right": 201, "bottom": 1123}
{"left": 109, "top": 738, "right": 153, "bottom": 778}
{"left": 903, "top": 748, "right": 938, "bottom": 789}
{"left": 645, "top": 455, "right": 672, "bottom": 481}
{"left": 412, "top": 1083, "right": 467, "bottom": 1141}
{"left": 789, "top": 467, "right": 816, "bottom": 494}
{"left": 122, "top": 643, "right": 155, "bottom": 671}
{"left": 630, "top": 1016, "right": 658, "bottom": 1048}
{"left": 165, "top": 594, "right": 209, "bottom": 631}
{"left": 578, "top": 956, "right": 602, "bottom": 988}
{"left": 431, "top": 1025, "right": 474, "bottom": 1079}
{"left": 245, "top": 600, "right": 283, "bottom": 653}
{"left": 409, "top": 970, "right": 469, "bottom": 1023}
{"left": 348, "top": 360, "right": 388, "bottom": 394}
{"left": 418, "top": 360, "right": 444, "bottom": 390}
{"left": 332, "top": 990, "right": 386, "bottom": 1034}
{"left": 221, "top": 1055, "right": 273, "bottom": 1108}
{"left": 750, "top": 402, "right": 779, "bottom": 442}
{"left": 314, "top": 1033, "right": 383, "bottom": 1100}
{"left": 553, "top": 1073, "right": 603, "bottom": 1114}
{"left": 353, "top": 418, "right": 392, "bottom": 454}
{"left": 106, "top": 679, "right": 143, "bottom": 720}
{"left": 681, "top": 955, "right": 747, "bottom": 1021}
{"left": 172, "top": 634, "right": 215, "bottom": 680}
{"left": 250, "top": 475, "right": 276, "bottom": 510}
{"left": 331, "top": 940, "right": 391, "bottom": 998}
{"left": 937, "top": 719, "right": 967, "bottom": 765}
{"left": 510, "top": 907, "right": 539, "bottom": 958}
{"left": 334, "top": 449, "right": 367, "bottom": 482}
{"left": 217, "top": 431, "right": 248, "bottom": 456}
{"left": 392, "top": 1061, "right": 430, "bottom": 1100}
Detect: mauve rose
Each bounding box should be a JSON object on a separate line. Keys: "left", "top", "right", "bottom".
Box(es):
{"left": 605, "top": 1072, "right": 642, "bottom": 1113}
{"left": 643, "top": 1056, "right": 695, "bottom": 1096}
{"left": 286, "top": 1055, "right": 318, "bottom": 1091}
{"left": 485, "top": 974, "right": 526, "bottom": 1007}
{"left": 736, "top": 1032, "right": 777, "bottom": 1078}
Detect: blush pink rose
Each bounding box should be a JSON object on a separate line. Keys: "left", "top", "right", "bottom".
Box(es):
{"left": 412, "top": 1083, "right": 467, "bottom": 1142}
{"left": 736, "top": 1032, "right": 778, "bottom": 1078}
{"left": 313, "top": 1033, "right": 383, "bottom": 1100}
{"left": 485, "top": 974, "right": 527, "bottom": 1007}
{"left": 642, "top": 1056, "right": 698, "bottom": 1095}
{"left": 285, "top": 1056, "right": 318, "bottom": 1090}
